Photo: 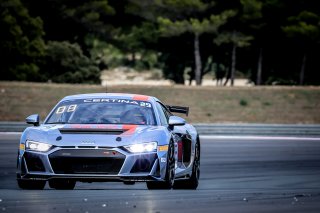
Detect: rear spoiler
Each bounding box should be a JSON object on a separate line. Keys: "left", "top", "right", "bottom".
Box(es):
{"left": 166, "top": 105, "right": 189, "bottom": 116}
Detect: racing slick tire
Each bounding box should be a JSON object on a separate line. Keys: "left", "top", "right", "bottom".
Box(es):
{"left": 173, "top": 140, "right": 200, "bottom": 189}
{"left": 147, "top": 140, "right": 175, "bottom": 190}
{"left": 49, "top": 179, "right": 76, "bottom": 190}
{"left": 17, "top": 179, "right": 46, "bottom": 190}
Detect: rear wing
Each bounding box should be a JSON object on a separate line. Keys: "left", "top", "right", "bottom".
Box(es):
{"left": 166, "top": 105, "right": 189, "bottom": 116}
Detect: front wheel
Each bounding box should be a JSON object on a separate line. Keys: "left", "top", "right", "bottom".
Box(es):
{"left": 147, "top": 140, "right": 175, "bottom": 190}
{"left": 17, "top": 179, "right": 46, "bottom": 190}
{"left": 49, "top": 179, "right": 76, "bottom": 190}
{"left": 173, "top": 140, "right": 200, "bottom": 189}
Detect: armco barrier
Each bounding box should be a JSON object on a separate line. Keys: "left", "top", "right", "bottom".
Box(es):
{"left": 194, "top": 123, "right": 320, "bottom": 137}
{"left": 1, "top": 122, "right": 320, "bottom": 137}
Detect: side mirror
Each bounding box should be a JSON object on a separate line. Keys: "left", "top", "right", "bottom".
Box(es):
{"left": 26, "top": 114, "right": 40, "bottom": 126}
{"left": 168, "top": 116, "right": 186, "bottom": 127}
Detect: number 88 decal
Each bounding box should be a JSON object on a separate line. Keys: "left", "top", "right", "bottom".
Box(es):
{"left": 56, "top": 105, "right": 77, "bottom": 114}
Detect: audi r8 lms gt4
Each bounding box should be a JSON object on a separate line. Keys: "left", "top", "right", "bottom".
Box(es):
{"left": 17, "top": 93, "right": 200, "bottom": 190}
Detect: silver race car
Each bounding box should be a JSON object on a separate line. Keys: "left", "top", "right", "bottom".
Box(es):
{"left": 17, "top": 93, "right": 200, "bottom": 190}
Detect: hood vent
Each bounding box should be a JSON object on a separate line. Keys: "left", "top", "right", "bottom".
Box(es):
{"left": 59, "top": 128, "right": 126, "bottom": 135}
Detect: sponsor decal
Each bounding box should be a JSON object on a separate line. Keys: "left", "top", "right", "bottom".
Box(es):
{"left": 132, "top": 95, "right": 150, "bottom": 101}
{"left": 83, "top": 99, "right": 151, "bottom": 107}
{"left": 55, "top": 99, "right": 151, "bottom": 115}
{"left": 160, "top": 158, "right": 167, "bottom": 163}
{"left": 19, "top": 144, "right": 25, "bottom": 151}
{"left": 103, "top": 151, "right": 119, "bottom": 156}
{"left": 158, "top": 145, "right": 168, "bottom": 151}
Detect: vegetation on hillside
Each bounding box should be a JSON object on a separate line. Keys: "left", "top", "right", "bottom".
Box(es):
{"left": 1, "top": 0, "right": 320, "bottom": 85}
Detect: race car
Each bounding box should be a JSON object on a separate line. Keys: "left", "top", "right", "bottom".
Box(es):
{"left": 17, "top": 93, "right": 200, "bottom": 190}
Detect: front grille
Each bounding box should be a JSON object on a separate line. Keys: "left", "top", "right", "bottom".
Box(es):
{"left": 49, "top": 149, "right": 125, "bottom": 174}
{"left": 24, "top": 152, "right": 45, "bottom": 172}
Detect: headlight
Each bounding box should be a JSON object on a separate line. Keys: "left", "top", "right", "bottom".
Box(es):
{"left": 124, "top": 142, "right": 157, "bottom": 153}
{"left": 26, "top": 140, "right": 52, "bottom": 152}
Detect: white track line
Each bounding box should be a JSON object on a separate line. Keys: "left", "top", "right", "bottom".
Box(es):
{"left": 0, "top": 132, "right": 21, "bottom": 135}
{"left": 200, "top": 135, "right": 320, "bottom": 141}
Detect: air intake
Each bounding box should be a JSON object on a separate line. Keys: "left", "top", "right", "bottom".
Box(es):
{"left": 59, "top": 128, "right": 125, "bottom": 135}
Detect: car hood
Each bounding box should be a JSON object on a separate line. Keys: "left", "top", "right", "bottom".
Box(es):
{"left": 22, "top": 124, "right": 169, "bottom": 147}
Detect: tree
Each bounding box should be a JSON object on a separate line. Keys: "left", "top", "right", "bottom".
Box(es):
{"left": 115, "top": 22, "right": 159, "bottom": 68}
{"left": 158, "top": 10, "right": 235, "bottom": 85}
{"left": 23, "top": 0, "right": 116, "bottom": 55}
{"left": 215, "top": 31, "right": 253, "bottom": 86}
{"left": 0, "top": 0, "right": 45, "bottom": 81}
{"left": 240, "top": 0, "right": 263, "bottom": 85}
{"left": 282, "top": 11, "right": 320, "bottom": 85}
{"left": 3, "top": 0, "right": 320, "bottom": 86}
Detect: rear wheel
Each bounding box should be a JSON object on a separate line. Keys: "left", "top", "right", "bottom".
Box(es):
{"left": 49, "top": 179, "right": 76, "bottom": 190}
{"left": 173, "top": 140, "right": 200, "bottom": 189}
{"left": 147, "top": 140, "right": 175, "bottom": 190}
{"left": 17, "top": 179, "right": 46, "bottom": 190}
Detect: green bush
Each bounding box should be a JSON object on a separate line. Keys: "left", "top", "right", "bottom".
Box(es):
{"left": 239, "top": 99, "right": 248, "bottom": 106}
{"left": 44, "top": 41, "right": 100, "bottom": 83}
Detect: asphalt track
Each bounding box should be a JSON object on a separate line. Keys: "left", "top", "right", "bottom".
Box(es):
{"left": 0, "top": 133, "right": 320, "bottom": 212}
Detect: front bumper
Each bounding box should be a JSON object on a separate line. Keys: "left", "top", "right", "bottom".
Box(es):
{"left": 17, "top": 146, "right": 166, "bottom": 182}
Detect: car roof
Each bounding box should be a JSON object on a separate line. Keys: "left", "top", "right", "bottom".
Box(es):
{"left": 61, "top": 93, "right": 160, "bottom": 102}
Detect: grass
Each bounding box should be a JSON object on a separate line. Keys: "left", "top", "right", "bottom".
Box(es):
{"left": 1, "top": 81, "right": 320, "bottom": 124}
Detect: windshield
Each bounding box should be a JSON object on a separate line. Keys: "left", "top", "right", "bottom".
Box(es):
{"left": 45, "top": 98, "right": 157, "bottom": 125}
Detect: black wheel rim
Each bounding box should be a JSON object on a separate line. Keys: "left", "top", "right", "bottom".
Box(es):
{"left": 168, "top": 142, "right": 175, "bottom": 186}
{"left": 194, "top": 142, "right": 200, "bottom": 180}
